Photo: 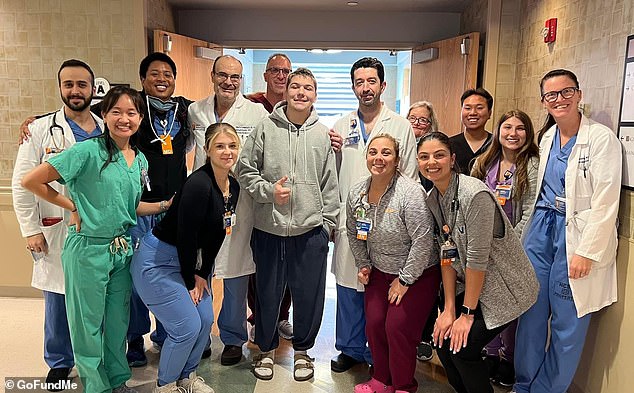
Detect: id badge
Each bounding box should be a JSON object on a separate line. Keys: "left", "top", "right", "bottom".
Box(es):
{"left": 345, "top": 133, "right": 360, "bottom": 146}
{"left": 440, "top": 240, "right": 457, "bottom": 266}
{"left": 141, "top": 168, "right": 151, "bottom": 191}
{"left": 555, "top": 195, "right": 566, "bottom": 210}
{"left": 161, "top": 134, "right": 173, "bottom": 155}
{"left": 224, "top": 212, "right": 236, "bottom": 235}
{"left": 356, "top": 218, "right": 372, "bottom": 240}
{"left": 495, "top": 184, "right": 512, "bottom": 206}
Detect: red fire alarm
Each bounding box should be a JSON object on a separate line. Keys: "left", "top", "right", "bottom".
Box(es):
{"left": 544, "top": 18, "right": 557, "bottom": 43}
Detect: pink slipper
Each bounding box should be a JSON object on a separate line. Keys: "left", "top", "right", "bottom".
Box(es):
{"left": 354, "top": 378, "right": 394, "bottom": 393}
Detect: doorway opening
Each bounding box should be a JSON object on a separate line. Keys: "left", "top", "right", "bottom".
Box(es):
{"left": 224, "top": 48, "right": 412, "bottom": 128}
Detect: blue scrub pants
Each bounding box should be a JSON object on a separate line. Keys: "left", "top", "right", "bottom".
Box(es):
{"left": 335, "top": 284, "right": 372, "bottom": 363}
{"left": 131, "top": 233, "right": 214, "bottom": 385}
{"left": 43, "top": 291, "right": 74, "bottom": 369}
{"left": 218, "top": 276, "right": 249, "bottom": 347}
{"left": 514, "top": 208, "right": 592, "bottom": 393}
{"left": 127, "top": 215, "right": 166, "bottom": 345}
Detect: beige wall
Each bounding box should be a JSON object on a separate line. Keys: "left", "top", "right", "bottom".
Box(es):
{"left": 0, "top": 0, "right": 147, "bottom": 181}
{"left": 0, "top": 0, "right": 147, "bottom": 291}
{"left": 488, "top": 0, "right": 634, "bottom": 392}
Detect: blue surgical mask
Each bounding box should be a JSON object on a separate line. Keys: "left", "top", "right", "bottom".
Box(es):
{"left": 147, "top": 95, "right": 177, "bottom": 113}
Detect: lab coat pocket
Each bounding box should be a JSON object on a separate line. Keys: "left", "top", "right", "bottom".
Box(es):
{"left": 40, "top": 220, "right": 68, "bottom": 257}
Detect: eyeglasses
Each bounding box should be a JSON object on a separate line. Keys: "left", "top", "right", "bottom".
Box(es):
{"left": 541, "top": 87, "right": 579, "bottom": 103}
{"left": 407, "top": 116, "right": 432, "bottom": 126}
{"left": 266, "top": 67, "right": 292, "bottom": 76}
{"left": 214, "top": 72, "right": 242, "bottom": 82}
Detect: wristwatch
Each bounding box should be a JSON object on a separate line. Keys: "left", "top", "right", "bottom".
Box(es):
{"left": 460, "top": 305, "right": 475, "bottom": 316}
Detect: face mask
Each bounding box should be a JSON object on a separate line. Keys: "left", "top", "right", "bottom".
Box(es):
{"left": 147, "top": 95, "right": 177, "bottom": 113}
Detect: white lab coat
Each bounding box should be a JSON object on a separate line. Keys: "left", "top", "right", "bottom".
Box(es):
{"left": 331, "top": 105, "right": 419, "bottom": 290}
{"left": 188, "top": 92, "right": 268, "bottom": 279}
{"left": 522, "top": 113, "right": 622, "bottom": 317}
{"left": 11, "top": 108, "right": 104, "bottom": 294}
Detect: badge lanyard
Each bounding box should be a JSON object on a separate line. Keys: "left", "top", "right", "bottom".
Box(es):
{"left": 344, "top": 116, "right": 360, "bottom": 146}
{"left": 495, "top": 161, "right": 514, "bottom": 206}
{"left": 223, "top": 194, "right": 237, "bottom": 235}
{"left": 147, "top": 96, "right": 178, "bottom": 155}
{"left": 354, "top": 191, "right": 372, "bottom": 240}
{"left": 437, "top": 176, "right": 459, "bottom": 266}
{"left": 357, "top": 110, "right": 370, "bottom": 144}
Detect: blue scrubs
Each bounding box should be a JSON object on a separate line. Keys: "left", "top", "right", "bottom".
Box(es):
{"left": 335, "top": 284, "right": 372, "bottom": 363}
{"left": 131, "top": 232, "right": 213, "bottom": 385}
{"left": 128, "top": 215, "right": 167, "bottom": 346}
{"left": 218, "top": 276, "right": 249, "bottom": 346}
{"left": 127, "top": 107, "right": 182, "bottom": 346}
{"left": 43, "top": 291, "right": 74, "bottom": 369}
{"left": 514, "top": 129, "right": 591, "bottom": 393}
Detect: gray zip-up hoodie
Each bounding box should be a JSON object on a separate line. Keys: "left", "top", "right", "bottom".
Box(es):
{"left": 236, "top": 101, "right": 339, "bottom": 237}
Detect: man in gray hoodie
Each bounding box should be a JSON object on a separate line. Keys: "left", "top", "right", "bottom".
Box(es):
{"left": 237, "top": 68, "right": 339, "bottom": 382}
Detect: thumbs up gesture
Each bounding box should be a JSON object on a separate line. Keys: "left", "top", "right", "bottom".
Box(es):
{"left": 274, "top": 176, "right": 291, "bottom": 205}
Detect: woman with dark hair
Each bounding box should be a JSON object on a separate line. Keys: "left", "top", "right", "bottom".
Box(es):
{"left": 513, "top": 69, "right": 622, "bottom": 393}
{"left": 347, "top": 133, "right": 439, "bottom": 393}
{"left": 470, "top": 110, "right": 539, "bottom": 386}
{"left": 131, "top": 123, "right": 240, "bottom": 393}
{"left": 417, "top": 131, "right": 538, "bottom": 393}
{"left": 21, "top": 86, "right": 156, "bottom": 393}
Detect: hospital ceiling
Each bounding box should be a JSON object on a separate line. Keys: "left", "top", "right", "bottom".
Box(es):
{"left": 166, "top": 0, "right": 470, "bottom": 12}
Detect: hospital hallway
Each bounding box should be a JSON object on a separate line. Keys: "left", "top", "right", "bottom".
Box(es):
{"left": 0, "top": 248, "right": 509, "bottom": 393}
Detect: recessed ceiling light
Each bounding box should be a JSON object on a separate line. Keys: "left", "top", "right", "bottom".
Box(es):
{"left": 347, "top": 1, "right": 359, "bottom": 6}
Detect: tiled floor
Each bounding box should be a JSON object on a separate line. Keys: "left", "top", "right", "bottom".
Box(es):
{"left": 0, "top": 253, "right": 511, "bottom": 393}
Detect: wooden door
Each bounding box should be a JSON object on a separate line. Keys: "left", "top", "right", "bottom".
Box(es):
{"left": 410, "top": 32, "right": 479, "bottom": 136}
{"left": 153, "top": 30, "right": 222, "bottom": 101}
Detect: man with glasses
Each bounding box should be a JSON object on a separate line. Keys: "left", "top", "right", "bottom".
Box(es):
{"left": 247, "top": 53, "right": 292, "bottom": 112}
{"left": 449, "top": 88, "right": 494, "bottom": 173}
{"left": 188, "top": 54, "right": 268, "bottom": 366}
{"left": 329, "top": 57, "right": 419, "bottom": 373}
{"left": 246, "top": 53, "right": 295, "bottom": 344}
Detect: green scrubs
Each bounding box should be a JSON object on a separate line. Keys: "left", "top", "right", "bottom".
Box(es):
{"left": 48, "top": 138, "right": 147, "bottom": 393}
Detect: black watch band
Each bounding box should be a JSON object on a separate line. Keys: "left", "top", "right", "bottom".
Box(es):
{"left": 398, "top": 278, "right": 411, "bottom": 287}
{"left": 461, "top": 305, "right": 474, "bottom": 316}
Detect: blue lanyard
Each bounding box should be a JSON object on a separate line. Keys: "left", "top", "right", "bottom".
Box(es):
{"left": 357, "top": 110, "right": 370, "bottom": 143}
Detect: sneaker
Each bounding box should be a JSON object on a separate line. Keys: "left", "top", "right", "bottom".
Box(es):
{"left": 113, "top": 384, "right": 138, "bottom": 393}
{"left": 416, "top": 341, "right": 433, "bottom": 361}
{"left": 152, "top": 382, "right": 186, "bottom": 393}
{"left": 177, "top": 371, "right": 214, "bottom": 393}
{"left": 354, "top": 378, "right": 394, "bottom": 393}
{"left": 492, "top": 359, "right": 515, "bottom": 387}
{"left": 201, "top": 347, "right": 212, "bottom": 359}
{"left": 248, "top": 324, "right": 256, "bottom": 343}
{"left": 277, "top": 320, "right": 293, "bottom": 340}
{"left": 45, "top": 368, "right": 71, "bottom": 392}
{"left": 126, "top": 337, "right": 147, "bottom": 367}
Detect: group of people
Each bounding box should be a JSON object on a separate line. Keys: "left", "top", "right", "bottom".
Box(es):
{"left": 11, "top": 50, "right": 622, "bottom": 393}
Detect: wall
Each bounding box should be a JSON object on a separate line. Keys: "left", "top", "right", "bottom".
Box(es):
{"left": 177, "top": 10, "right": 461, "bottom": 49}
{"left": 489, "top": 0, "right": 634, "bottom": 392}
{"left": 145, "top": 0, "right": 176, "bottom": 51}
{"left": 0, "top": 0, "right": 147, "bottom": 294}
{"left": 0, "top": 0, "right": 147, "bottom": 181}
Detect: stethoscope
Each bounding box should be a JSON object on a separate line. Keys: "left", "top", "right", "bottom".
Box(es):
{"left": 49, "top": 111, "right": 66, "bottom": 152}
